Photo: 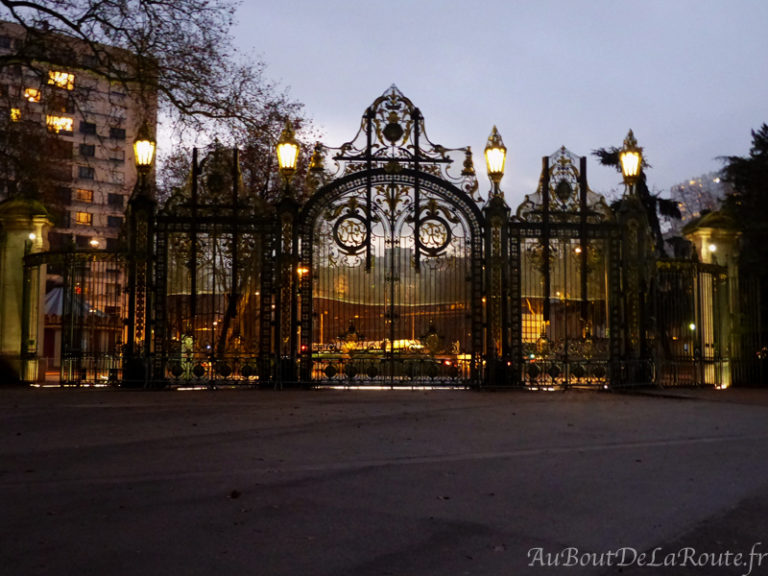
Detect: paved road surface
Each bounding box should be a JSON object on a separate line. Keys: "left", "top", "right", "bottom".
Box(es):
{"left": 2, "top": 387, "right": 768, "bottom": 575}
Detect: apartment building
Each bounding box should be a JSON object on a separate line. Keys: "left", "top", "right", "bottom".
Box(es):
{"left": 0, "top": 20, "right": 157, "bottom": 251}
{"left": 0, "top": 21, "right": 157, "bottom": 381}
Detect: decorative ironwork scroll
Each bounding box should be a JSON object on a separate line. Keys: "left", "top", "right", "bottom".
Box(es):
{"left": 297, "top": 86, "right": 484, "bottom": 387}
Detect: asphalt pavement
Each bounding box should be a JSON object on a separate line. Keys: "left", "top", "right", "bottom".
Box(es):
{"left": 2, "top": 386, "right": 768, "bottom": 576}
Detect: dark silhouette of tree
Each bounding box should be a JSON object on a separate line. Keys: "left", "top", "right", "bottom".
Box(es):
{"left": 721, "top": 124, "right": 768, "bottom": 265}
{"left": 0, "top": 1, "right": 312, "bottom": 206}
{"left": 721, "top": 124, "right": 768, "bottom": 332}
{"left": 592, "top": 146, "right": 681, "bottom": 255}
{"left": 0, "top": 0, "right": 304, "bottom": 134}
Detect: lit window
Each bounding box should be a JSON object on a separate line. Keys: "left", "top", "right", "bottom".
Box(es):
{"left": 10, "top": 108, "right": 20, "bottom": 121}
{"left": 74, "top": 211, "right": 92, "bottom": 225}
{"left": 48, "top": 70, "right": 75, "bottom": 90}
{"left": 46, "top": 115, "right": 74, "bottom": 133}
{"left": 24, "top": 88, "right": 40, "bottom": 102}
{"left": 75, "top": 188, "right": 93, "bottom": 202}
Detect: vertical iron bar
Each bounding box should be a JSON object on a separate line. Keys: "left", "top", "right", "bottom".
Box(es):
{"left": 365, "top": 109, "right": 373, "bottom": 271}
{"left": 231, "top": 148, "right": 239, "bottom": 320}
{"left": 389, "top": 194, "right": 396, "bottom": 387}
{"left": 579, "top": 156, "right": 588, "bottom": 324}
{"left": 413, "top": 108, "right": 421, "bottom": 272}
{"left": 190, "top": 148, "right": 199, "bottom": 330}
{"left": 542, "top": 156, "right": 551, "bottom": 324}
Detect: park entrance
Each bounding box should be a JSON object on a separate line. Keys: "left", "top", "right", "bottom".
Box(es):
{"left": 296, "top": 88, "right": 484, "bottom": 386}
{"left": 11, "top": 85, "right": 756, "bottom": 389}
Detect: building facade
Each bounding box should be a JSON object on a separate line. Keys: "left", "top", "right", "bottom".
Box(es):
{"left": 0, "top": 21, "right": 156, "bottom": 381}
{"left": 0, "top": 20, "right": 155, "bottom": 249}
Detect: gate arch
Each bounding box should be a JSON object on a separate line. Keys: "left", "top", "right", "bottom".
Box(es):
{"left": 294, "top": 86, "right": 485, "bottom": 386}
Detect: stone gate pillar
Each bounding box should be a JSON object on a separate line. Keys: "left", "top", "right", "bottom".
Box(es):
{"left": 0, "top": 197, "right": 52, "bottom": 384}
{"left": 684, "top": 211, "right": 741, "bottom": 387}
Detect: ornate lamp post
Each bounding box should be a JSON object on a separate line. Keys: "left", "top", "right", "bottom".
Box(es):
{"left": 274, "top": 119, "right": 302, "bottom": 385}
{"left": 620, "top": 129, "right": 642, "bottom": 195}
{"left": 124, "top": 123, "right": 157, "bottom": 387}
{"left": 483, "top": 126, "right": 511, "bottom": 383}
{"left": 484, "top": 126, "right": 507, "bottom": 195}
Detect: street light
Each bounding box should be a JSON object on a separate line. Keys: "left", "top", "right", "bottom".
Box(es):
{"left": 620, "top": 129, "right": 642, "bottom": 194}
{"left": 133, "top": 123, "right": 156, "bottom": 196}
{"left": 274, "top": 119, "right": 302, "bottom": 383}
{"left": 484, "top": 126, "right": 506, "bottom": 194}
{"left": 124, "top": 121, "right": 156, "bottom": 387}
{"left": 134, "top": 123, "right": 156, "bottom": 171}
{"left": 276, "top": 119, "right": 300, "bottom": 186}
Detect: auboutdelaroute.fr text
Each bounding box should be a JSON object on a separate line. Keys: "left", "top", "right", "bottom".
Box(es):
{"left": 528, "top": 543, "right": 768, "bottom": 575}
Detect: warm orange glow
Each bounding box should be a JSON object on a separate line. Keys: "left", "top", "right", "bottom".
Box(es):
{"left": 75, "top": 188, "right": 94, "bottom": 202}
{"left": 24, "top": 87, "right": 40, "bottom": 102}
{"left": 620, "top": 150, "right": 641, "bottom": 179}
{"left": 74, "top": 211, "right": 92, "bottom": 225}
{"left": 46, "top": 115, "right": 73, "bottom": 133}
{"left": 620, "top": 129, "right": 643, "bottom": 187}
{"left": 134, "top": 137, "right": 156, "bottom": 168}
{"left": 10, "top": 108, "right": 21, "bottom": 121}
{"left": 133, "top": 123, "right": 156, "bottom": 168}
{"left": 48, "top": 70, "right": 75, "bottom": 90}
{"left": 276, "top": 120, "right": 299, "bottom": 178}
{"left": 484, "top": 125, "right": 506, "bottom": 185}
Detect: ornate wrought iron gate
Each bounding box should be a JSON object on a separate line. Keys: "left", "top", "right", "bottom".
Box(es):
{"left": 153, "top": 148, "right": 276, "bottom": 387}
{"left": 24, "top": 249, "right": 126, "bottom": 385}
{"left": 655, "top": 260, "right": 730, "bottom": 386}
{"left": 296, "top": 87, "right": 484, "bottom": 387}
{"left": 510, "top": 147, "right": 621, "bottom": 388}
{"left": 14, "top": 86, "right": 757, "bottom": 390}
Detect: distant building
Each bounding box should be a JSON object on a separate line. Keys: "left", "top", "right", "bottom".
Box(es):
{"left": 0, "top": 20, "right": 157, "bottom": 251}
{"left": 666, "top": 172, "right": 731, "bottom": 236}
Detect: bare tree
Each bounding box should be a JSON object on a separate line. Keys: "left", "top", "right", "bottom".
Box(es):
{"left": 0, "top": 0, "right": 304, "bottom": 132}
{"left": 0, "top": 0, "right": 313, "bottom": 204}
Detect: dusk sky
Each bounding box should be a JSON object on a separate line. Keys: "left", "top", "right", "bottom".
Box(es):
{"left": 235, "top": 0, "right": 767, "bottom": 206}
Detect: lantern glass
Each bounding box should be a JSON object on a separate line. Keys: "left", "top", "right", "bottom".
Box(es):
{"left": 133, "top": 123, "right": 156, "bottom": 169}
{"left": 134, "top": 138, "right": 156, "bottom": 168}
{"left": 620, "top": 129, "right": 642, "bottom": 185}
{"left": 276, "top": 120, "right": 300, "bottom": 175}
{"left": 484, "top": 126, "right": 506, "bottom": 184}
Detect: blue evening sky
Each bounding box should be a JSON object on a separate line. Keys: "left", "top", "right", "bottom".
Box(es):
{"left": 235, "top": 0, "right": 768, "bottom": 206}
